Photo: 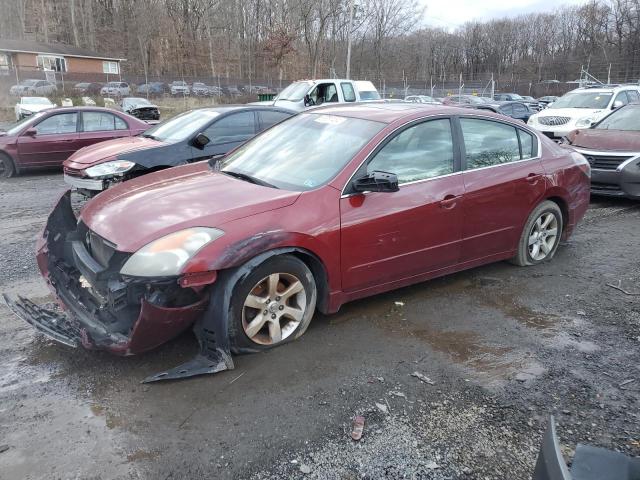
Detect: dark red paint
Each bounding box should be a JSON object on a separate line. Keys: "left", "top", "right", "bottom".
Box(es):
{"left": 38, "top": 105, "right": 591, "bottom": 354}
{"left": 0, "top": 107, "right": 148, "bottom": 172}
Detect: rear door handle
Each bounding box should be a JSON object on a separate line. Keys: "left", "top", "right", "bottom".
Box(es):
{"left": 526, "top": 173, "right": 542, "bottom": 184}
{"left": 439, "top": 194, "right": 460, "bottom": 209}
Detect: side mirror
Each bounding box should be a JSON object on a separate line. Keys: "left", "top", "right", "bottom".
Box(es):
{"left": 612, "top": 100, "right": 624, "bottom": 109}
{"left": 193, "top": 132, "right": 210, "bottom": 149}
{"left": 353, "top": 170, "right": 399, "bottom": 193}
{"left": 24, "top": 128, "right": 37, "bottom": 137}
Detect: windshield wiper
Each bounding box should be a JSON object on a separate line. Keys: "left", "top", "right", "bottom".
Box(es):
{"left": 142, "top": 133, "right": 157, "bottom": 140}
{"left": 221, "top": 170, "right": 277, "bottom": 188}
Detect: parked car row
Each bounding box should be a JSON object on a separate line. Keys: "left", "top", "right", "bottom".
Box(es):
{"left": 3, "top": 102, "right": 592, "bottom": 382}
{"left": 7, "top": 79, "right": 267, "bottom": 99}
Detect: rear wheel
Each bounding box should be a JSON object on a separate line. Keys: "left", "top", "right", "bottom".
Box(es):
{"left": 229, "top": 255, "right": 317, "bottom": 351}
{"left": 512, "top": 200, "right": 563, "bottom": 266}
{"left": 0, "top": 153, "right": 16, "bottom": 178}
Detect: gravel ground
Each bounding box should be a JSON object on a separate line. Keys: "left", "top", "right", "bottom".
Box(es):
{"left": 0, "top": 172, "right": 638, "bottom": 479}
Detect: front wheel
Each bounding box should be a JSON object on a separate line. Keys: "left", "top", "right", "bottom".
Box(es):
{"left": 512, "top": 200, "right": 563, "bottom": 266}
{"left": 0, "top": 153, "right": 16, "bottom": 178}
{"left": 229, "top": 255, "right": 317, "bottom": 351}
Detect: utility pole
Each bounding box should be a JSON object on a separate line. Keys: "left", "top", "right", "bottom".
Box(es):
{"left": 345, "top": 0, "right": 355, "bottom": 79}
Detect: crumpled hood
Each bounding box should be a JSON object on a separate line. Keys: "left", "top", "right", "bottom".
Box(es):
{"left": 65, "top": 136, "right": 163, "bottom": 165}
{"left": 567, "top": 128, "right": 640, "bottom": 152}
{"left": 80, "top": 163, "right": 301, "bottom": 252}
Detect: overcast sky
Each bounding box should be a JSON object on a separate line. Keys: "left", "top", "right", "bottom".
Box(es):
{"left": 422, "top": 0, "right": 590, "bottom": 29}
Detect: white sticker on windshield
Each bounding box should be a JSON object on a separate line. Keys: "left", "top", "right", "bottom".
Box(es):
{"left": 314, "top": 115, "right": 346, "bottom": 125}
{"left": 304, "top": 179, "right": 315, "bottom": 188}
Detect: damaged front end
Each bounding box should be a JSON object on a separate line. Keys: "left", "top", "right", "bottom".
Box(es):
{"left": 3, "top": 191, "right": 233, "bottom": 382}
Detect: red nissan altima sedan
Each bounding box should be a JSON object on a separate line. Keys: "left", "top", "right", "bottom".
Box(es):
{"left": 5, "top": 103, "right": 591, "bottom": 380}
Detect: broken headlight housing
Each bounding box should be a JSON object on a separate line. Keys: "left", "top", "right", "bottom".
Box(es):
{"left": 120, "top": 227, "right": 225, "bottom": 277}
{"left": 85, "top": 160, "right": 135, "bottom": 178}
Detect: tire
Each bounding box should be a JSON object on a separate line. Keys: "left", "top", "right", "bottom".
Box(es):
{"left": 512, "top": 200, "right": 563, "bottom": 266}
{"left": 0, "top": 153, "right": 16, "bottom": 178}
{"left": 229, "top": 254, "right": 317, "bottom": 352}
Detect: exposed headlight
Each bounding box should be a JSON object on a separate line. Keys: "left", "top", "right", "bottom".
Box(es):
{"left": 120, "top": 227, "right": 225, "bottom": 277}
{"left": 85, "top": 160, "right": 135, "bottom": 178}
{"left": 20, "top": 108, "right": 33, "bottom": 114}
{"left": 575, "top": 116, "right": 596, "bottom": 128}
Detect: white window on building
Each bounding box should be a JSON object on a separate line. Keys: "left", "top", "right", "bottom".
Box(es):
{"left": 0, "top": 53, "right": 9, "bottom": 75}
{"left": 103, "top": 61, "right": 119, "bottom": 74}
{"left": 37, "top": 55, "right": 66, "bottom": 72}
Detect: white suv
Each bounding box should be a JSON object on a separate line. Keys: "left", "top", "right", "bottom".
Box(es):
{"left": 527, "top": 85, "right": 640, "bottom": 140}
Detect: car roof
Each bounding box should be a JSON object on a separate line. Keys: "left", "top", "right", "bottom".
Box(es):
{"left": 193, "top": 105, "right": 296, "bottom": 114}
{"left": 308, "top": 102, "right": 475, "bottom": 123}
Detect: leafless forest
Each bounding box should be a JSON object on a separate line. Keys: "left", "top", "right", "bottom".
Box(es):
{"left": 1, "top": 0, "right": 639, "bottom": 88}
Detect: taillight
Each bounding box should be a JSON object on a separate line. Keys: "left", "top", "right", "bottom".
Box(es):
{"left": 571, "top": 151, "right": 591, "bottom": 178}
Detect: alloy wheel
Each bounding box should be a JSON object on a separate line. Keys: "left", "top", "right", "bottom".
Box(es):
{"left": 528, "top": 212, "right": 559, "bottom": 261}
{"left": 241, "top": 272, "right": 307, "bottom": 345}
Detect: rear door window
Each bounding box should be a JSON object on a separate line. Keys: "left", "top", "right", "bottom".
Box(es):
{"left": 34, "top": 113, "right": 78, "bottom": 135}
{"left": 204, "top": 111, "right": 256, "bottom": 145}
{"left": 258, "top": 110, "right": 292, "bottom": 131}
{"left": 341, "top": 82, "right": 356, "bottom": 102}
{"left": 460, "top": 118, "right": 521, "bottom": 169}
{"left": 82, "top": 111, "right": 118, "bottom": 132}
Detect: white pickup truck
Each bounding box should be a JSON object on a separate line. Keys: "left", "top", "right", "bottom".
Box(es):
{"left": 259, "top": 79, "right": 380, "bottom": 112}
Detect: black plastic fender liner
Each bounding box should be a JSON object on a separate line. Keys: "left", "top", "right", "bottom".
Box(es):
{"left": 533, "top": 416, "right": 572, "bottom": 480}
{"left": 142, "top": 248, "right": 307, "bottom": 382}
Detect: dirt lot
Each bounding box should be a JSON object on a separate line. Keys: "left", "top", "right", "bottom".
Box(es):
{"left": 0, "top": 171, "right": 639, "bottom": 480}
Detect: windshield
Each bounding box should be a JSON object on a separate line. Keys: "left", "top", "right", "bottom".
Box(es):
{"left": 277, "top": 82, "right": 311, "bottom": 101}
{"left": 5, "top": 112, "right": 46, "bottom": 135}
{"left": 21, "top": 97, "right": 51, "bottom": 105}
{"left": 220, "top": 113, "right": 384, "bottom": 191}
{"left": 550, "top": 92, "right": 613, "bottom": 109}
{"left": 143, "top": 109, "right": 219, "bottom": 143}
{"left": 596, "top": 106, "right": 640, "bottom": 131}
{"left": 359, "top": 91, "right": 381, "bottom": 100}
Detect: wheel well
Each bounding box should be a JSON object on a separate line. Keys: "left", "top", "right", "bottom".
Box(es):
{"left": 0, "top": 151, "right": 17, "bottom": 174}
{"left": 546, "top": 196, "right": 569, "bottom": 232}
{"left": 289, "top": 250, "right": 330, "bottom": 315}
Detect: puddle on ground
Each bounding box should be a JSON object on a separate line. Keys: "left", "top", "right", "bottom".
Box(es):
{"left": 327, "top": 274, "right": 563, "bottom": 384}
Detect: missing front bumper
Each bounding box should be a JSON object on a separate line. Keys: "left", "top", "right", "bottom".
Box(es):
{"left": 4, "top": 190, "right": 235, "bottom": 382}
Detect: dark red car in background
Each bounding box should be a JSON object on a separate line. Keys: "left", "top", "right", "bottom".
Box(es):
{"left": 565, "top": 104, "right": 640, "bottom": 199}
{"left": 0, "top": 107, "right": 148, "bottom": 177}
{"left": 5, "top": 103, "right": 591, "bottom": 381}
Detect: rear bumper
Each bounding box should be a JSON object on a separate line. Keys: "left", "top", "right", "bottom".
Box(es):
{"left": 11, "top": 191, "right": 210, "bottom": 355}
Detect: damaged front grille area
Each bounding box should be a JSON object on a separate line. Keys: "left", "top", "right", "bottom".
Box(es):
{"left": 37, "top": 192, "right": 206, "bottom": 351}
